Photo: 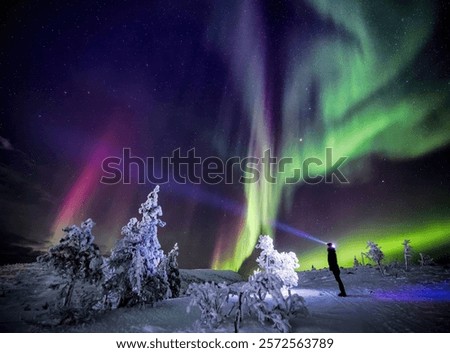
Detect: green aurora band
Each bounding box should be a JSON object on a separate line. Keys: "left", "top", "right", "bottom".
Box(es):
{"left": 301, "top": 219, "right": 450, "bottom": 269}
{"left": 212, "top": 0, "right": 450, "bottom": 271}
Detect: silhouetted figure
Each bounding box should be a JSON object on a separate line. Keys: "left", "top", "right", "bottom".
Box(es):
{"left": 327, "top": 243, "right": 347, "bottom": 297}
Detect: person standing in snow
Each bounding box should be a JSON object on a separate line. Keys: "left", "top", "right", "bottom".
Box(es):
{"left": 327, "top": 243, "right": 347, "bottom": 297}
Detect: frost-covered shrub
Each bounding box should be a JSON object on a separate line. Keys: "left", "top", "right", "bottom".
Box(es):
{"left": 241, "top": 270, "right": 307, "bottom": 332}
{"left": 187, "top": 282, "right": 230, "bottom": 329}
{"left": 38, "top": 218, "right": 104, "bottom": 308}
{"left": 105, "top": 186, "right": 170, "bottom": 308}
{"left": 366, "top": 241, "right": 385, "bottom": 275}
{"left": 418, "top": 253, "right": 434, "bottom": 266}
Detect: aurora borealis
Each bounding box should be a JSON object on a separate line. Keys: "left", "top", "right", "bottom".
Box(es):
{"left": 1, "top": 1, "right": 449, "bottom": 271}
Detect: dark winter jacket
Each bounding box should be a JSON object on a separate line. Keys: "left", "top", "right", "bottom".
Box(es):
{"left": 327, "top": 248, "right": 339, "bottom": 271}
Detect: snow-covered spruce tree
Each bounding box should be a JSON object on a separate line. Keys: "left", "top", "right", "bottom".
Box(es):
{"left": 402, "top": 239, "right": 413, "bottom": 271}
{"left": 254, "top": 235, "right": 299, "bottom": 288}
{"left": 38, "top": 219, "right": 104, "bottom": 311}
{"left": 366, "top": 241, "right": 385, "bottom": 275}
{"left": 105, "top": 185, "right": 170, "bottom": 308}
{"left": 164, "top": 243, "right": 181, "bottom": 298}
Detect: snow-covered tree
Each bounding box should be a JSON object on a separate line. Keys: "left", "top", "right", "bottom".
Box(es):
{"left": 38, "top": 219, "right": 104, "bottom": 309}
{"left": 255, "top": 235, "right": 299, "bottom": 288}
{"left": 187, "top": 282, "right": 230, "bottom": 329}
{"left": 353, "top": 255, "right": 360, "bottom": 268}
{"left": 366, "top": 241, "right": 384, "bottom": 275}
{"left": 402, "top": 239, "right": 413, "bottom": 271}
{"left": 241, "top": 270, "right": 306, "bottom": 332}
{"left": 186, "top": 234, "right": 307, "bottom": 332}
{"left": 164, "top": 243, "right": 181, "bottom": 298}
{"left": 236, "top": 235, "right": 306, "bottom": 332}
{"left": 105, "top": 186, "right": 170, "bottom": 308}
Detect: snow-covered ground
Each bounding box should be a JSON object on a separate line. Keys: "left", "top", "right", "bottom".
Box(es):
{"left": 0, "top": 263, "right": 449, "bottom": 332}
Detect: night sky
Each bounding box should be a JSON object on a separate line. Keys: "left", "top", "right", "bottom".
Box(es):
{"left": 1, "top": 0, "right": 449, "bottom": 271}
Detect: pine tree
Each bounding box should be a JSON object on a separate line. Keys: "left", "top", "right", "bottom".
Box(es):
{"left": 105, "top": 186, "right": 169, "bottom": 307}
{"left": 38, "top": 218, "right": 104, "bottom": 308}
{"left": 255, "top": 235, "right": 299, "bottom": 289}
{"left": 402, "top": 239, "right": 413, "bottom": 271}
{"left": 165, "top": 243, "right": 181, "bottom": 298}
{"left": 366, "top": 241, "right": 385, "bottom": 275}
